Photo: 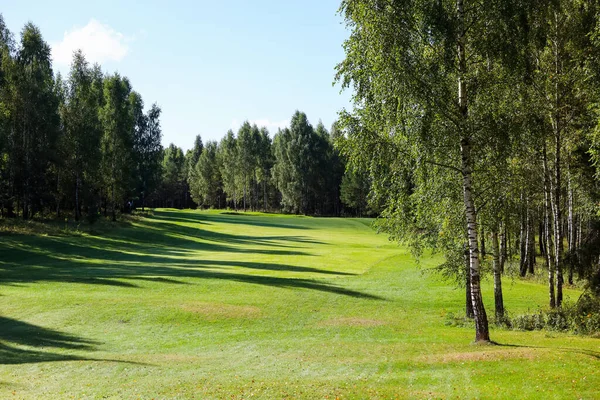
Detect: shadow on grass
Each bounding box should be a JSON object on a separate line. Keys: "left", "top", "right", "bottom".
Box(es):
{"left": 161, "top": 210, "right": 313, "bottom": 231}
{"left": 0, "top": 210, "right": 381, "bottom": 300}
{"left": 495, "top": 342, "right": 600, "bottom": 360}
{"left": 0, "top": 316, "right": 147, "bottom": 365}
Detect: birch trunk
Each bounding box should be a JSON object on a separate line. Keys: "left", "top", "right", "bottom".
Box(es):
{"left": 465, "top": 246, "right": 474, "bottom": 319}
{"left": 527, "top": 214, "right": 535, "bottom": 275}
{"left": 492, "top": 229, "right": 504, "bottom": 321}
{"left": 458, "top": 0, "right": 489, "bottom": 341}
{"left": 499, "top": 223, "right": 506, "bottom": 274}
{"left": 519, "top": 195, "right": 527, "bottom": 276}
{"left": 539, "top": 221, "right": 545, "bottom": 257}
{"left": 553, "top": 10, "right": 564, "bottom": 307}
{"left": 543, "top": 143, "right": 556, "bottom": 308}
{"left": 567, "top": 174, "right": 574, "bottom": 285}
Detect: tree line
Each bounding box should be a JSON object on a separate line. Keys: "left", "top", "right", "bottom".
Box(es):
{"left": 336, "top": 0, "right": 600, "bottom": 341}
{"left": 168, "top": 111, "right": 372, "bottom": 216}
{"left": 0, "top": 15, "right": 372, "bottom": 222}
{"left": 0, "top": 16, "right": 163, "bottom": 222}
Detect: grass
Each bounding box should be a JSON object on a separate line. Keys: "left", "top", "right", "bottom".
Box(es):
{"left": 0, "top": 209, "right": 598, "bottom": 399}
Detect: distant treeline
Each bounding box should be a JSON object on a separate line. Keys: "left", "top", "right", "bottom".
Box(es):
{"left": 0, "top": 15, "right": 370, "bottom": 221}
{"left": 178, "top": 111, "right": 374, "bottom": 216}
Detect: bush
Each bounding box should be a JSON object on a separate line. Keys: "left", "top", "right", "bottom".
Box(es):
{"left": 507, "top": 294, "right": 600, "bottom": 335}
{"left": 511, "top": 311, "right": 546, "bottom": 331}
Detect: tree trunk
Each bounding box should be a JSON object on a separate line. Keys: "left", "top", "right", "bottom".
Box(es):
{"left": 461, "top": 138, "right": 488, "bottom": 341}
{"left": 553, "top": 11, "right": 564, "bottom": 307}
{"left": 499, "top": 222, "right": 506, "bottom": 274}
{"left": 465, "top": 246, "right": 474, "bottom": 319}
{"left": 458, "top": 0, "right": 489, "bottom": 342}
{"left": 539, "top": 221, "right": 545, "bottom": 257}
{"left": 519, "top": 196, "right": 527, "bottom": 276}
{"left": 527, "top": 213, "right": 535, "bottom": 275}
{"left": 543, "top": 143, "right": 556, "bottom": 308}
{"left": 492, "top": 229, "right": 504, "bottom": 321}
{"left": 567, "top": 174, "right": 574, "bottom": 285}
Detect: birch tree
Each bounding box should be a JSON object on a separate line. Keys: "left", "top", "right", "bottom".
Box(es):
{"left": 336, "top": 0, "right": 533, "bottom": 342}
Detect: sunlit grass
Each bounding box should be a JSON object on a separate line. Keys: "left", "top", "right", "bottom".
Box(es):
{"left": 0, "top": 209, "right": 598, "bottom": 399}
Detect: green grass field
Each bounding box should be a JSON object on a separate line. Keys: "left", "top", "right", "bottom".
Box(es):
{"left": 0, "top": 209, "right": 598, "bottom": 399}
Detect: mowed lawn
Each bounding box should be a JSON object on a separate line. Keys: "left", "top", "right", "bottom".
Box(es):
{"left": 0, "top": 210, "right": 598, "bottom": 399}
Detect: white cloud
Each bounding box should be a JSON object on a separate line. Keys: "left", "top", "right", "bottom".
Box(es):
{"left": 52, "top": 19, "right": 130, "bottom": 66}
{"left": 230, "top": 118, "right": 290, "bottom": 133}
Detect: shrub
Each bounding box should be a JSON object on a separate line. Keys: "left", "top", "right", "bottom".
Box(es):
{"left": 507, "top": 294, "right": 600, "bottom": 335}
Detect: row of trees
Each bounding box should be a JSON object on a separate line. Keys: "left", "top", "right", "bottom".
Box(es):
{"left": 0, "top": 15, "right": 372, "bottom": 221}
{"left": 0, "top": 15, "right": 163, "bottom": 221}
{"left": 184, "top": 111, "right": 372, "bottom": 216}
{"left": 336, "top": 0, "right": 600, "bottom": 341}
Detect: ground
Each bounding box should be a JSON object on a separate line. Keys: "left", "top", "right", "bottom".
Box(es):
{"left": 0, "top": 209, "right": 598, "bottom": 399}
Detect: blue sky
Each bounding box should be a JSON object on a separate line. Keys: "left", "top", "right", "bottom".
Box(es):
{"left": 3, "top": 0, "right": 351, "bottom": 150}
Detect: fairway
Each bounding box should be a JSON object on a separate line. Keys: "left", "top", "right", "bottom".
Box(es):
{"left": 0, "top": 210, "right": 598, "bottom": 399}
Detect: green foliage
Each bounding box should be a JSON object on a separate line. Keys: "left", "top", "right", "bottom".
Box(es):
{"left": 190, "top": 141, "right": 221, "bottom": 207}
{"left": 99, "top": 74, "right": 134, "bottom": 220}
{"left": 161, "top": 143, "right": 186, "bottom": 208}
{"left": 132, "top": 100, "right": 163, "bottom": 210}
{"left": 273, "top": 112, "right": 342, "bottom": 215}
{"left": 60, "top": 50, "right": 103, "bottom": 220}
{"left": 218, "top": 130, "right": 240, "bottom": 207}
{"left": 340, "top": 167, "right": 370, "bottom": 216}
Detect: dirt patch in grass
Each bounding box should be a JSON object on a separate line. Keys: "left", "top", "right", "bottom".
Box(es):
{"left": 418, "top": 348, "right": 541, "bottom": 364}
{"left": 318, "top": 317, "right": 387, "bottom": 327}
{"left": 180, "top": 302, "right": 261, "bottom": 319}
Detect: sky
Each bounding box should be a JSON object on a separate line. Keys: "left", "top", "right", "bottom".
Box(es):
{"left": 2, "top": 0, "right": 352, "bottom": 151}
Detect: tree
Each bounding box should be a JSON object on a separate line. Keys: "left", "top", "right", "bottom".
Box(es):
{"left": 255, "top": 127, "right": 273, "bottom": 211}
{"left": 62, "top": 50, "right": 102, "bottom": 220}
{"left": 190, "top": 141, "right": 221, "bottom": 207}
{"left": 236, "top": 121, "right": 257, "bottom": 211}
{"left": 132, "top": 98, "right": 163, "bottom": 211}
{"left": 218, "top": 130, "right": 240, "bottom": 209}
{"left": 273, "top": 111, "right": 319, "bottom": 214}
{"left": 161, "top": 143, "right": 185, "bottom": 208}
{"left": 0, "top": 14, "right": 15, "bottom": 217}
{"left": 100, "top": 74, "right": 134, "bottom": 221}
{"left": 10, "top": 23, "right": 60, "bottom": 219}
{"left": 340, "top": 168, "right": 370, "bottom": 216}
{"left": 336, "top": 0, "right": 535, "bottom": 342}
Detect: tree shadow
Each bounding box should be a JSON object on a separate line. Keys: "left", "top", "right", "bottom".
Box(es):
{"left": 110, "top": 219, "right": 314, "bottom": 255}
{"left": 0, "top": 316, "right": 93, "bottom": 364}
{"left": 0, "top": 210, "right": 379, "bottom": 299}
{"left": 162, "top": 210, "right": 313, "bottom": 230}
{"left": 495, "top": 341, "right": 600, "bottom": 361}
{"left": 0, "top": 316, "right": 149, "bottom": 365}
